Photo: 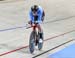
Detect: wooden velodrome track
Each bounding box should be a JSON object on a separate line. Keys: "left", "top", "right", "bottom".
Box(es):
{"left": 0, "top": 0, "right": 75, "bottom": 58}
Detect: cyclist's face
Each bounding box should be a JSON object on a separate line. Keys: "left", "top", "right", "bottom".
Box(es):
{"left": 32, "top": 11, "right": 37, "bottom": 16}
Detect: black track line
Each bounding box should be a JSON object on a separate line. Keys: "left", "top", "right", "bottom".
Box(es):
{"left": 32, "top": 39, "right": 74, "bottom": 58}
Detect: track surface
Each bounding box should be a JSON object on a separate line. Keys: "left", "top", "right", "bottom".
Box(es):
{"left": 0, "top": 0, "right": 75, "bottom": 58}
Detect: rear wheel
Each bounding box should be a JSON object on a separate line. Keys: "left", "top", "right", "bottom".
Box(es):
{"left": 38, "top": 32, "right": 44, "bottom": 50}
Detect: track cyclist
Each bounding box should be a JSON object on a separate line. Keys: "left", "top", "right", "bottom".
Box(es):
{"left": 28, "top": 5, "right": 45, "bottom": 53}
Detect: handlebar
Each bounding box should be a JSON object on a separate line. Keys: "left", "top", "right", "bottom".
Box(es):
{"left": 26, "top": 23, "right": 37, "bottom": 29}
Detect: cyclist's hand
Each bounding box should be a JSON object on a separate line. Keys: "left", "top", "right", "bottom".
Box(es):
{"left": 26, "top": 23, "right": 31, "bottom": 29}
{"left": 28, "top": 21, "right": 32, "bottom": 24}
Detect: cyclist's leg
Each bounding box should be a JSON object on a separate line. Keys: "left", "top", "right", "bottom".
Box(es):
{"left": 37, "top": 24, "right": 43, "bottom": 39}
{"left": 37, "top": 24, "right": 43, "bottom": 50}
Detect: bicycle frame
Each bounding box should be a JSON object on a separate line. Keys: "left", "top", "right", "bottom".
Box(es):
{"left": 31, "top": 23, "right": 37, "bottom": 31}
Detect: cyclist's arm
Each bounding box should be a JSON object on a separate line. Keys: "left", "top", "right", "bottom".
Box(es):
{"left": 28, "top": 10, "right": 33, "bottom": 24}
{"left": 29, "top": 10, "right": 33, "bottom": 21}
{"left": 38, "top": 9, "right": 43, "bottom": 23}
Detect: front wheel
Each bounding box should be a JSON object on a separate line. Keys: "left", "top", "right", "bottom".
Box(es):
{"left": 29, "top": 31, "right": 35, "bottom": 53}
